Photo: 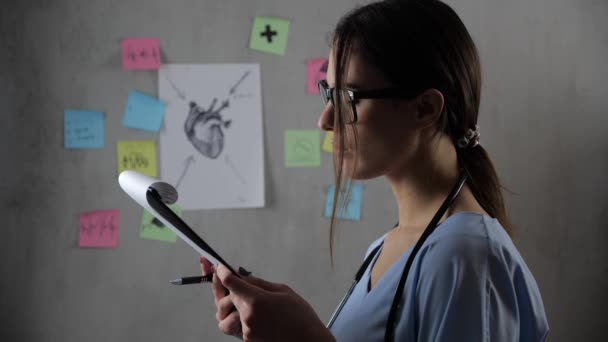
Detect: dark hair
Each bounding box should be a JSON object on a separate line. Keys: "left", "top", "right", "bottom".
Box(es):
{"left": 328, "top": 0, "right": 515, "bottom": 259}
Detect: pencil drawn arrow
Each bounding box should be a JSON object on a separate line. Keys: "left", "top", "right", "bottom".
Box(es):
{"left": 164, "top": 73, "right": 187, "bottom": 100}
{"left": 175, "top": 155, "right": 195, "bottom": 190}
{"left": 224, "top": 154, "right": 246, "bottom": 185}
{"left": 229, "top": 70, "right": 251, "bottom": 95}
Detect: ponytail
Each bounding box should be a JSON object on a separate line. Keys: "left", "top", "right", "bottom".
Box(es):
{"left": 458, "top": 145, "right": 515, "bottom": 236}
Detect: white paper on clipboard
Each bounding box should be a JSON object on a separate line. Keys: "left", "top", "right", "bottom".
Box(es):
{"left": 118, "top": 170, "right": 223, "bottom": 265}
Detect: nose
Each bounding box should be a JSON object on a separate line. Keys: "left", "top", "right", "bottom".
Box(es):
{"left": 317, "top": 103, "right": 334, "bottom": 131}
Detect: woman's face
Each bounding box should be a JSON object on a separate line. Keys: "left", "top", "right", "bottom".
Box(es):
{"left": 318, "top": 49, "right": 422, "bottom": 180}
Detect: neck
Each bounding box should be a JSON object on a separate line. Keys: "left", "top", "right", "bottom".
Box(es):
{"left": 385, "top": 133, "right": 461, "bottom": 231}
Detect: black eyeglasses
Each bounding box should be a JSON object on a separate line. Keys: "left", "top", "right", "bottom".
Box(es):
{"left": 317, "top": 79, "right": 417, "bottom": 124}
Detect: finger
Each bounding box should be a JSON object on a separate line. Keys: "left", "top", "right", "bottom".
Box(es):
{"left": 245, "top": 275, "right": 289, "bottom": 293}
{"left": 218, "top": 310, "right": 242, "bottom": 338}
{"left": 216, "top": 295, "right": 236, "bottom": 321}
{"left": 212, "top": 272, "right": 228, "bottom": 305}
{"left": 216, "top": 264, "right": 258, "bottom": 310}
{"left": 200, "top": 256, "right": 214, "bottom": 276}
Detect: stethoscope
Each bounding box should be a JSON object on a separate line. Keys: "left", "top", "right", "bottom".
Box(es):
{"left": 327, "top": 168, "right": 469, "bottom": 342}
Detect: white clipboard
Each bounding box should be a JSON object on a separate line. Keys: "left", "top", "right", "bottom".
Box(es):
{"left": 118, "top": 170, "right": 239, "bottom": 277}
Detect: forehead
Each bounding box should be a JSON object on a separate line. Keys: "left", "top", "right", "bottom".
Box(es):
{"left": 325, "top": 47, "right": 387, "bottom": 88}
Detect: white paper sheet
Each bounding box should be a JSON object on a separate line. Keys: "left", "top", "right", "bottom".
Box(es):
{"left": 159, "top": 64, "right": 265, "bottom": 210}
{"left": 117, "top": 170, "right": 221, "bottom": 265}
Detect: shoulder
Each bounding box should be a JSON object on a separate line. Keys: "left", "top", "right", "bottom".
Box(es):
{"left": 411, "top": 212, "right": 533, "bottom": 304}
{"left": 412, "top": 212, "right": 549, "bottom": 340}
{"left": 417, "top": 212, "right": 519, "bottom": 269}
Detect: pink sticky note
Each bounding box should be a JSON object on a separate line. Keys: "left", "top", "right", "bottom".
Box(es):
{"left": 306, "top": 58, "right": 329, "bottom": 94}
{"left": 79, "top": 209, "right": 119, "bottom": 248}
{"left": 121, "top": 38, "right": 161, "bottom": 70}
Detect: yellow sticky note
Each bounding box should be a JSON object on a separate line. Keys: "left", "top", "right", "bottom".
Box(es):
{"left": 322, "top": 132, "right": 333, "bottom": 153}
{"left": 117, "top": 140, "right": 157, "bottom": 177}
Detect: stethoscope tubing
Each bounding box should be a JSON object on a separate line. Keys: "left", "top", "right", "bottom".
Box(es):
{"left": 327, "top": 169, "right": 469, "bottom": 342}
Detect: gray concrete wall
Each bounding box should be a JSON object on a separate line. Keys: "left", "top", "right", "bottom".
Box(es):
{"left": 1, "top": 0, "right": 606, "bottom": 341}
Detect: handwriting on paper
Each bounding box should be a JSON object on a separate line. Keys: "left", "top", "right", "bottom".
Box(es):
{"left": 249, "top": 17, "right": 290, "bottom": 56}
{"left": 79, "top": 209, "right": 119, "bottom": 248}
{"left": 64, "top": 110, "right": 104, "bottom": 149}
{"left": 121, "top": 37, "right": 161, "bottom": 70}
{"left": 284, "top": 130, "right": 321, "bottom": 167}
{"left": 324, "top": 183, "right": 364, "bottom": 221}
{"left": 116, "top": 140, "right": 158, "bottom": 177}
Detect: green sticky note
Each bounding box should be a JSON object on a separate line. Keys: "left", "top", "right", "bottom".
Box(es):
{"left": 139, "top": 205, "right": 182, "bottom": 242}
{"left": 285, "top": 130, "right": 321, "bottom": 167}
{"left": 249, "top": 16, "right": 290, "bottom": 55}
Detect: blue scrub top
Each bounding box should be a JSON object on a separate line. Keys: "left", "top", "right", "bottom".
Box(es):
{"left": 329, "top": 212, "right": 549, "bottom": 341}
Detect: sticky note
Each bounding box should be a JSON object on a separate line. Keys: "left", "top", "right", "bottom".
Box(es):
{"left": 79, "top": 209, "right": 119, "bottom": 248}
{"left": 117, "top": 140, "right": 157, "bottom": 177}
{"left": 324, "top": 183, "right": 363, "bottom": 221}
{"left": 306, "top": 58, "right": 328, "bottom": 94}
{"left": 139, "top": 205, "right": 182, "bottom": 243}
{"left": 249, "top": 16, "right": 290, "bottom": 55}
{"left": 121, "top": 37, "right": 161, "bottom": 70}
{"left": 122, "top": 91, "right": 166, "bottom": 132}
{"left": 284, "top": 130, "right": 320, "bottom": 167}
{"left": 322, "top": 132, "right": 333, "bottom": 153}
{"left": 64, "top": 110, "right": 104, "bottom": 149}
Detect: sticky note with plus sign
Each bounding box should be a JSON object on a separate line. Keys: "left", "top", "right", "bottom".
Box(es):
{"left": 249, "top": 16, "right": 290, "bottom": 55}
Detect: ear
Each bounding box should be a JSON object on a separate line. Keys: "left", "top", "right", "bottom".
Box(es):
{"left": 413, "top": 89, "right": 445, "bottom": 129}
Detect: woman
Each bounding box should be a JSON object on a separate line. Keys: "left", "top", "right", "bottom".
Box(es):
{"left": 201, "top": 0, "right": 549, "bottom": 340}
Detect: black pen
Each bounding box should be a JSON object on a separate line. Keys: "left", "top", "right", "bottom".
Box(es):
{"left": 170, "top": 267, "right": 251, "bottom": 285}
{"left": 170, "top": 274, "right": 213, "bottom": 285}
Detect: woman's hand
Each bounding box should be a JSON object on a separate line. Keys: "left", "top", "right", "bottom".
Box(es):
{"left": 200, "top": 257, "right": 243, "bottom": 338}
{"left": 200, "top": 258, "right": 335, "bottom": 342}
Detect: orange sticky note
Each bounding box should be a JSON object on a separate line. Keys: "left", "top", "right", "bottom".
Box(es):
{"left": 306, "top": 58, "right": 328, "bottom": 94}
{"left": 79, "top": 210, "right": 119, "bottom": 248}
{"left": 121, "top": 38, "right": 161, "bottom": 70}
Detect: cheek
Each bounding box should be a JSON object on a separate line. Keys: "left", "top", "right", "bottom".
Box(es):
{"left": 350, "top": 118, "right": 416, "bottom": 177}
{"left": 341, "top": 129, "right": 394, "bottom": 179}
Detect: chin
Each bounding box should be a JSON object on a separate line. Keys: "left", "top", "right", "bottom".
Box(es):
{"left": 344, "top": 159, "right": 385, "bottom": 181}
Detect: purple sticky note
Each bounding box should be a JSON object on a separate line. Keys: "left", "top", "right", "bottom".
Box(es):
{"left": 121, "top": 38, "right": 161, "bottom": 70}
{"left": 79, "top": 209, "right": 119, "bottom": 248}
{"left": 306, "top": 58, "right": 328, "bottom": 94}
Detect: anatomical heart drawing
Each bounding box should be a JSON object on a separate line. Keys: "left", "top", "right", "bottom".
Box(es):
{"left": 159, "top": 64, "right": 265, "bottom": 210}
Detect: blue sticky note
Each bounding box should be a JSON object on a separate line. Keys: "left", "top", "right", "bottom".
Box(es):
{"left": 122, "top": 91, "right": 166, "bottom": 132}
{"left": 64, "top": 110, "right": 104, "bottom": 149}
{"left": 324, "top": 183, "right": 363, "bottom": 221}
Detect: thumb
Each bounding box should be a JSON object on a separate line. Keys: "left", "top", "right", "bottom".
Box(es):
{"left": 216, "top": 264, "right": 258, "bottom": 299}
{"left": 200, "top": 256, "right": 214, "bottom": 276}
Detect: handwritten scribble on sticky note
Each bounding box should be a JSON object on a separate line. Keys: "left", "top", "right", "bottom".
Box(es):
{"left": 249, "top": 16, "right": 290, "bottom": 56}
{"left": 64, "top": 110, "right": 104, "bottom": 149}
{"left": 306, "top": 58, "right": 328, "bottom": 95}
{"left": 116, "top": 140, "right": 157, "bottom": 177}
{"left": 123, "top": 91, "right": 166, "bottom": 132}
{"left": 79, "top": 209, "right": 119, "bottom": 248}
{"left": 322, "top": 132, "right": 333, "bottom": 153}
{"left": 324, "top": 183, "right": 363, "bottom": 221}
{"left": 139, "top": 205, "right": 182, "bottom": 243}
{"left": 121, "top": 37, "right": 161, "bottom": 70}
{"left": 284, "top": 130, "right": 320, "bottom": 167}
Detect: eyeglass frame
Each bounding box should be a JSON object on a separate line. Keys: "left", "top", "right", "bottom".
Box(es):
{"left": 317, "top": 79, "right": 419, "bottom": 124}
